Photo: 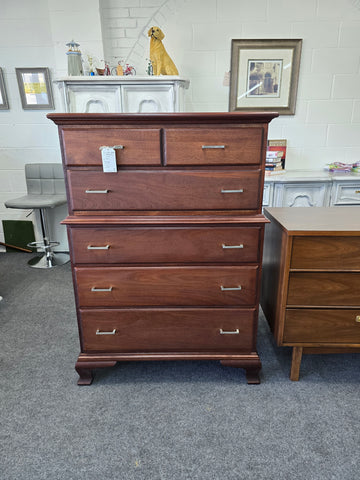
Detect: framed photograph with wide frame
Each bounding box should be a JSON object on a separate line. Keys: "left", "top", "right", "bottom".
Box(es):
{"left": 15, "top": 67, "right": 54, "bottom": 110}
{"left": 229, "top": 39, "right": 302, "bottom": 115}
{"left": 0, "top": 68, "right": 9, "bottom": 110}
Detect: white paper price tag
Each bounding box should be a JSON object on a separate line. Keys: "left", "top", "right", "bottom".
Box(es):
{"left": 101, "top": 147, "right": 117, "bottom": 173}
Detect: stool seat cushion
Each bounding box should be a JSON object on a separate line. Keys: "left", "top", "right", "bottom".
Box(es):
{"left": 5, "top": 194, "right": 67, "bottom": 210}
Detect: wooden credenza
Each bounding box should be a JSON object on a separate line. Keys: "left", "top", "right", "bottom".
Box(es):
{"left": 48, "top": 112, "right": 277, "bottom": 385}
{"left": 261, "top": 207, "right": 360, "bottom": 380}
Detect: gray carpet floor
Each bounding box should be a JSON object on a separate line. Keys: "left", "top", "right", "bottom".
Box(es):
{"left": 0, "top": 251, "right": 359, "bottom": 480}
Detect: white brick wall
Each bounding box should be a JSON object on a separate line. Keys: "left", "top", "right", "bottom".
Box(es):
{"left": 0, "top": 0, "right": 103, "bottom": 250}
{"left": 0, "top": 0, "right": 360, "bottom": 251}
{"left": 98, "top": 0, "right": 360, "bottom": 169}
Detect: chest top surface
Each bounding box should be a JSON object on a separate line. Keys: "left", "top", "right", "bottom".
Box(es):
{"left": 264, "top": 207, "right": 360, "bottom": 234}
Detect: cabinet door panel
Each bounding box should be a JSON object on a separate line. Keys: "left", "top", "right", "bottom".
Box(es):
{"left": 75, "top": 266, "right": 259, "bottom": 307}
{"left": 80, "top": 308, "right": 256, "bottom": 353}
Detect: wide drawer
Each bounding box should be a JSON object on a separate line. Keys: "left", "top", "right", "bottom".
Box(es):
{"left": 61, "top": 128, "right": 161, "bottom": 166}
{"left": 291, "top": 236, "right": 360, "bottom": 269}
{"left": 74, "top": 265, "right": 259, "bottom": 307}
{"left": 67, "top": 169, "right": 262, "bottom": 211}
{"left": 69, "top": 226, "right": 261, "bottom": 264}
{"left": 283, "top": 309, "right": 360, "bottom": 344}
{"left": 287, "top": 272, "right": 360, "bottom": 306}
{"left": 79, "top": 308, "right": 256, "bottom": 353}
{"left": 164, "top": 127, "right": 264, "bottom": 165}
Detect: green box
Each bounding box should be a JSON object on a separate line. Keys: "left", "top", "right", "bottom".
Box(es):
{"left": 2, "top": 220, "right": 35, "bottom": 251}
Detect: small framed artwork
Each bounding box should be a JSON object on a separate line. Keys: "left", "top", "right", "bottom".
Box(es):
{"left": 0, "top": 68, "right": 9, "bottom": 110}
{"left": 229, "top": 39, "right": 302, "bottom": 115}
{"left": 15, "top": 67, "right": 54, "bottom": 110}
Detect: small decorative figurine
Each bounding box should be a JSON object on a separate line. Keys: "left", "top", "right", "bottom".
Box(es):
{"left": 148, "top": 26, "right": 179, "bottom": 75}
{"left": 146, "top": 58, "right": 154, "bottom": 76}
{"left": 87, "top": 55, "right": 95, "bottom": 76}
{"left": 66, "top": 40, "right": 83, "bottom": 76}
{"left": 123, "top": 63, "right": 136, "bottom": 76}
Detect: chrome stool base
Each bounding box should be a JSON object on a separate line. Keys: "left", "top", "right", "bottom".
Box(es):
{"left": 28, "top": 252, "right": 70, "bottom": 269}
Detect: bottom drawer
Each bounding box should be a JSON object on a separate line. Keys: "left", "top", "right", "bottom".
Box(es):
{"left": 79, "top": 308, "right": 256, "bottom": 353}
{"left": 283, "top": 309, "right": 360, "bottom": 344}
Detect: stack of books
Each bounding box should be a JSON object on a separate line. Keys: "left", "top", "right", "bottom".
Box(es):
{"left": 265, "top": 150, "right": 283, "bottom": 172}
{"left": 265, "top": 139, "right": 287, "bottom": 175}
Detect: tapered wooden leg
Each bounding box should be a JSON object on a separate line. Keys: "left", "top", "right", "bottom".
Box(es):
{"left": 290, "top": 347, "right": 303, "bottom": 381}
{"left": 75, "top": 360, "right": 117, "bottom": 385}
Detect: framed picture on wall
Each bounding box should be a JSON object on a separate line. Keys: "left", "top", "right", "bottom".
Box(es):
{"left": 0, "top": 68, "right": 9, "bottom": 110}
{"left": 229, "top": 39, "right": 302, "bottom": 115}
{"left": 15, "top": 67, "right": 54, "bottom": 110}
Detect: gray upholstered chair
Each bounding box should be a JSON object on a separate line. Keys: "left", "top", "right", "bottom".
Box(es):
{"left": 4, "top": 163, "right": 70, "bottom": 268}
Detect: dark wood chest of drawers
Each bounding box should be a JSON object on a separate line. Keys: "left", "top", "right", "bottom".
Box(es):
{"left": 261, "top": 207, "right": 360, "bottom": 380}
{"left": 48, "top": 112, "right": 277, "bottom": 385}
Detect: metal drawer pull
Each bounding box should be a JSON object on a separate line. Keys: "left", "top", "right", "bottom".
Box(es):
{"left": 87, "top": 245, "right": 110, "bottom": 250}
{"left": 91, "top": 287, "right": 113, "bottom": 292}
{"left": 221, "top": 189, "right": 244, "bottom": 194}
{"left": 220, "top": 329, "right": 239, "bottom": 335}
{"left": 355, "top": 190, "right": 360, "bottom": 194}
{"left": 356, "top": 315, "right": 360, "bottom": 323}
{"left": 99, "top": 145, "right": 124, "bottom": 150}
{"left": 220, "top": 285, "right": 242, "bottom": 291}
{"left": 85, "top": 189, "right": 109, "bottom": 194}
{"left": 222, "top": 244, "right": 244, "bottom": 249}
{"left": 96, "top": 329, "right": 116, "bottom": 335}
{"left": 202, "top": 145, "right": 225, "bottom": 149}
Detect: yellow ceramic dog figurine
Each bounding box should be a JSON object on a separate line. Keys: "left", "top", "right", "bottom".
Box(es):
{"left": 148, "top": 26, "right": 179, "bottom": 75}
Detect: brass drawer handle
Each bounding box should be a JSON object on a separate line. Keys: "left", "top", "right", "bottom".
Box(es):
{"left": 87, "top": 245, "right": 110, "bottom": 250}
{"left": 85, "top": 189, "right": 109, "bottom": 194}
{"left": 91, "top": 287, "right": 113, "bottom": 292}
{"left": 99, "top": 145, "right": 124, "bottom": 150}
{"left": 222, "top": 244, "right": 244, "bottom": 249}
{"left": 96, "top": 329, "right": 116, "bottom": 335}
{"left": 202, "top": 145, "right": 225, "bottom": 149}
{"left": 356, "top": 315, "right": 360, "bottom": 323}
{"left": 355, "top": 190, "right": 360, "bottom": 194}
{"left": 221, "top": 188, "right": 244, "bottom": 194}
{"left": 219, "top": 328, "right": 239, "bottom": 335}
{"left": 220, "top": 285, "right": 242, "bottom": 291}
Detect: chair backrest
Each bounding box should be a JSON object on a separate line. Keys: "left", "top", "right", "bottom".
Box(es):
{"left": 25, "top": 163, "right": 65, "bottom": 195}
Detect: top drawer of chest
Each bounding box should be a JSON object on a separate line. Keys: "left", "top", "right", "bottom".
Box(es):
{"left": 164, "top": 127, "right": 264, "bottom": 165}
{"left": 61, "top": 128, "right": 161, "bottom": 166}
{"left": 290, "top": 236, "right": 360, "bottom": 270}
{"left": 60, "top": 126, "right": 265, "bottom": 167}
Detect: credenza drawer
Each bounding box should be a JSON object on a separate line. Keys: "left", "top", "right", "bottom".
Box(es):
{"left": 74, "top": 265, "right": 259, "bottom": 307}
{"left": 287, "top": 272, "right": 360, "bottom": 306}
{"left": 79, "top": 308, "right": 256, "bottom": 353}
{"left": 69, "top": 226, "right": 261, "bottom": 264}
{"left": 164, "top": 127, "right": 264, "bottom": 165}
{"left": 331, "top": 183, "right": 360, "bottom": 206}
{"left": 283, "top": 309, "right": 360, "bottom": 344}
{"left": 62, "top": 128, "right": 161, "bottom": 166}
{"left": 291, "top": 236, "right": 360, "bottom": 269}
{"left": 67, "top": 169, "right": 262, "bottom": 211}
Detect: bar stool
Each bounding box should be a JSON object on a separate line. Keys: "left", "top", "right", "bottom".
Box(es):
{"left": 4, "top": 163, "right": 70, "bottom": 268}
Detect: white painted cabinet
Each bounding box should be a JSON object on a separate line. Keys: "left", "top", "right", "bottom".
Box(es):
{"left": 264, "top": 171, "right": 360, "bottom": 207}
{"left": 54, "top": 76, "right": 189, "bottom": 113}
